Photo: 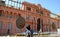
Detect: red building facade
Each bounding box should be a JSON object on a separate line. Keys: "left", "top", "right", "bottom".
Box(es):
{"left": 0, "top": 1, "right": 60, "bottom": 35}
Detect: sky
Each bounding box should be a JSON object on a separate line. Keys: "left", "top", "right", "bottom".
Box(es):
{"left": 25, "top": 0, "right": 60, "bottom": 15}
{"left": 3, "top": 0, "right": 60, "bottom": 15}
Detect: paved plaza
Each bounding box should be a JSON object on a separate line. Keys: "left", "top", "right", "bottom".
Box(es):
{"left": 0, "top": 34, "right": 60, "bottom": 37}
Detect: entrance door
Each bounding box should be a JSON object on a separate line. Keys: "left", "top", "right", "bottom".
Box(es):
{"left": 37, "top": 18, "right": 42, "bottom": 32}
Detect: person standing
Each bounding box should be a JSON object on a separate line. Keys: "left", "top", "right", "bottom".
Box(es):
{"left": 7, "top": 29, "right": 10, "bottom": 35}
{"left": 25, "top": 25, "right": 31, "bottom": 37}
{"left": 30, "top": 29, "right": 34, "bottom": 37}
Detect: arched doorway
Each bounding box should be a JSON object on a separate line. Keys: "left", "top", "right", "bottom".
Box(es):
{"left": 37, "top": 18, "right": 43, "bottom": 32}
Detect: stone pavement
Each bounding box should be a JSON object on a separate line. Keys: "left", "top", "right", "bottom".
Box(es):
{"left": 0, "top": 35, "right": 59, "bottom": 37}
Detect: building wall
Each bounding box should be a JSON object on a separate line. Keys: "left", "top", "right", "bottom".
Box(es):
{"left": 0, "top": 1, "right": 60, "bottom": 35}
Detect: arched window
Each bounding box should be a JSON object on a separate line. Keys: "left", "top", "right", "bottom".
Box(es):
{"left": 0, "top": 21, "right": 3, "bottom": 29}
{"left": 9, "top": 12, "right": 13, "bottom": 18}
{"left": 26, "top": 15, "right": 30, "bottom": 20}
{"left": 40, "top": 11, "right": 43, "bottom": 14}
{"left": 5, "top": 11, "right": 9, "bottom": 17}
{"left": 14, "top": 13, "right": 17, "bottom": 18}
{"left": 26, "top": 7, "right": 31, "bottom": 11}
{"left": 0, "top": 10, "right": 4, "bottom": 17}
{"left": 16, "top": 14, "right": 21, "bottom": 18}
{"left": 7, "top": 22, "right": 12, "bottom": 30}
